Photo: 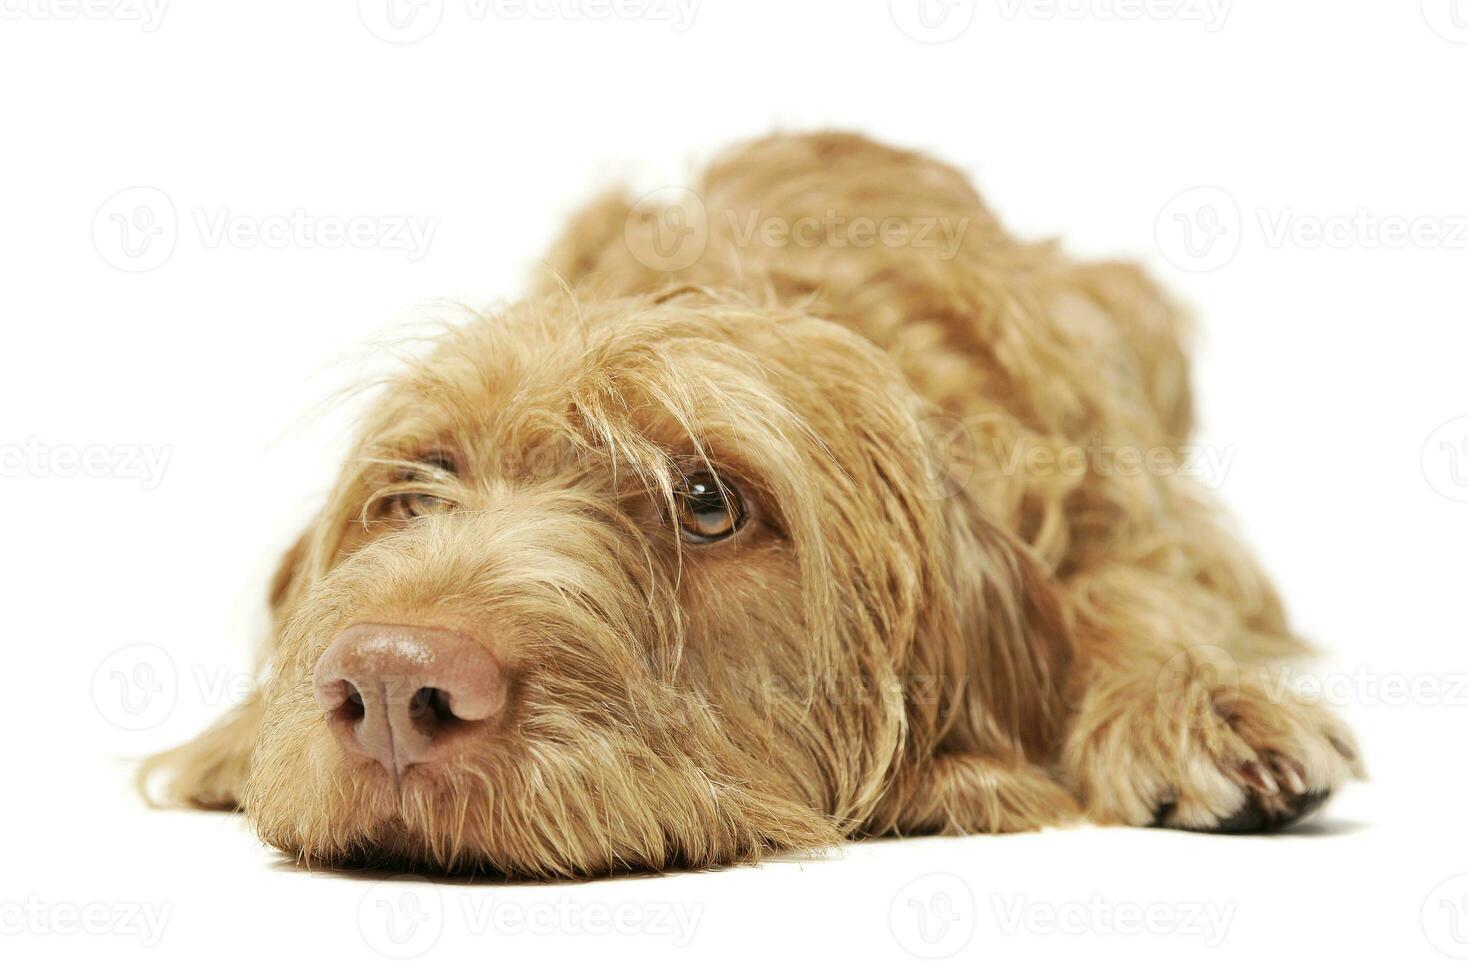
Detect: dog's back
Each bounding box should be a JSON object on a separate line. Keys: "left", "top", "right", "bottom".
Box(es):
{"left": 541, "top": 132, "right": 1194, "bottom": 569}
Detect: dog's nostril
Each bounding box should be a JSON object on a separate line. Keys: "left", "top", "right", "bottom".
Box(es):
{"left": 408, "top": 687, "right": 463, "bottom": 733}
{"left": 341, "top": 685, "right": 365, "bottom": 721}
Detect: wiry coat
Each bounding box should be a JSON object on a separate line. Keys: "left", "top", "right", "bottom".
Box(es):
{"left": 143, "top": 134, "right": 1361, "bottom": 876}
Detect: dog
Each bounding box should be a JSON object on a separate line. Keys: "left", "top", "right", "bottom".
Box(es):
{"left": 142, "top": 133, "right": 1362, "bottom": 877}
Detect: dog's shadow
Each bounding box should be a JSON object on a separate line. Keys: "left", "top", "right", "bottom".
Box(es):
{"left": 263, "top": 848, "right": 813, "bottom": 886}
{"left": 261, "top": 815, "right": 1366, "bottom": 885}
{"left": 1263, "top": 815, "right": 1369, "bottom": 838}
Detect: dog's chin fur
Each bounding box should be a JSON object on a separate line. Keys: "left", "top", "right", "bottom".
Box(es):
{"left": 141, "top": 132, "right": 1361, "bottom": 877}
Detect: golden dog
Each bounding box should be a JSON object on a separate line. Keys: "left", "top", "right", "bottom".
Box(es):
{"left": 142, "top": 133, "right": 1362, "bottom": 876}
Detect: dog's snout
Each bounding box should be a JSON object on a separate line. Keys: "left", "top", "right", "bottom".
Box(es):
{"left": 313, "top": 622, "right": 507, "bottom": 781}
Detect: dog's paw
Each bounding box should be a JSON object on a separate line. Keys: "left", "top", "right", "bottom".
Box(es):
{"left": 1065, "top": 662, "right": 1364, "bottom": 833}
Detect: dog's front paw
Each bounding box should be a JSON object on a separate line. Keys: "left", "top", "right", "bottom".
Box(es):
{"left": 1064, "top": 659, "right": 1364, "bottom": 833}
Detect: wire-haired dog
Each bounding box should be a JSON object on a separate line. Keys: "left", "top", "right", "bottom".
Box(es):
{"left": 143, "top": 133, "right": 1362, "bottom": 876}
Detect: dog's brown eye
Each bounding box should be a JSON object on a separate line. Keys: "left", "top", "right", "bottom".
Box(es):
{"left": 675, "top": 471, "right": 746, "bottom": 543}
{"left": 388, "top": 492, "right": 451, "bottom": 520}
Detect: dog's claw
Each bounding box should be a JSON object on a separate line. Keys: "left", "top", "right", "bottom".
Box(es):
{"left": 1236, "top": 760, "right": 1279, "bottom": 796}
{"left": 1267, "top": 754, "right": 1309, "bottom": 795}
{"left": 1328, "top": 735, "right": 1358, "bottom": 763}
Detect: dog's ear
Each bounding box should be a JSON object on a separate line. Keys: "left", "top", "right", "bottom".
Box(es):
{"left": 869, "top": 514, "right": 1081, "bottom": 837}
{"left": 266, "top": 527, "right": 310, "bottom": 622}
{"left": 137, "top": 531, "right": 308, "bottom": 810}
{"left": 874, "top": 498, "right": 1078, "bottom": 834}
{"left": 943, "top": 514, "right": 1074, "bottom": 759}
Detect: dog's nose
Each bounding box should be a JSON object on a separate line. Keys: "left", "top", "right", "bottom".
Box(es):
{"left": 313, "top": 622, "right": 507, "bottom": 782}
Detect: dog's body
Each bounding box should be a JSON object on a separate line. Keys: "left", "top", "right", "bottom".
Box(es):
{"left": 145, "top": 134, "right": 1360, "bottom": 876}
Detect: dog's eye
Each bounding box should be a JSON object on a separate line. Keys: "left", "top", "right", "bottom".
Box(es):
{"left": 387, "top": 492, "right": 451, "bottom": 520}
{"left": 674, "top": 471, "right": 746, "bottom": 543}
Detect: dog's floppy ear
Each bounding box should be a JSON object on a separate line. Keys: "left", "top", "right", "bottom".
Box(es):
{"left": 905, "top": 488, "right": 1074, "bottom": 763}
{"left": 137, "top": 531, "right": 308, "bottom": 810}
{"left": 943, "top": 514, "right": 1074, "bottom": 758}
{"left": 873, "top": 485, "right": 1079, "bottom": 835}
{"left": 869, "top": 489, "right": 1080, "bottom": 833}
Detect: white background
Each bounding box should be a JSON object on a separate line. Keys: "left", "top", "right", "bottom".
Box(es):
{"left": 3, "top": 0, "right": 1466, "bottom": 975}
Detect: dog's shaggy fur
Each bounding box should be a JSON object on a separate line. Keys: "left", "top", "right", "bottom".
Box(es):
{"left": 142, "top": 133, "right": 1362, "bottom": 876}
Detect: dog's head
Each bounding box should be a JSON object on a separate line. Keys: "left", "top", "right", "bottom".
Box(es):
{"left": 153, "top": 288, "right": 1069, "bottom": 876}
